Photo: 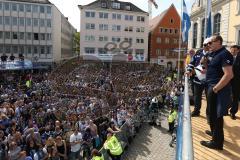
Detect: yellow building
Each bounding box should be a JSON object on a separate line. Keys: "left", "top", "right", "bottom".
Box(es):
{"left": 228, "top": 0, "right": 240, "bottom": 45}
{"left": 188, "top": 0, "right": 240, "bottom": 49}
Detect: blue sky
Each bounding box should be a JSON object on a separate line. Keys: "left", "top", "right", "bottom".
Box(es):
{"left": 49, "top": 0, "right": 194, "bottom": 31}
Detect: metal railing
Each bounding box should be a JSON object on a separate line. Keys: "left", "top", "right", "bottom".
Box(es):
{"left": 176, "top": 76, "right": 194, "bottom": 160}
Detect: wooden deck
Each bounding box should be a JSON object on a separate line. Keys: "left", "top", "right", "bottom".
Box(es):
{"left": 191, "top": 98, "right": 240, "bottom": 160}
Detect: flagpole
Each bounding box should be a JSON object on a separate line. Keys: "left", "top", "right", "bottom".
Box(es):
{"left": 177, "top": 0, "right": 183, "bottom": 82}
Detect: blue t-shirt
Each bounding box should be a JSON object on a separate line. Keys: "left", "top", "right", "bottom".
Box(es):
{"left": 206, "top": 47, "right": 233, "bottom": 85}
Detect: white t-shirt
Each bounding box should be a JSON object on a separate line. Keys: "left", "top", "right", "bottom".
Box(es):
{"left": 70, "top": 132, "right": 82, "bottom": 152}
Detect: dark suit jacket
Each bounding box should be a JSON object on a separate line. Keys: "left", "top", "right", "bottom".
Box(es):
{"left": 232, "top": 54, "right": 240, "bottom": 85}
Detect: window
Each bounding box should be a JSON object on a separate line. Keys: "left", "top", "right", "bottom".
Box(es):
{"left": 101, "top": 2, "right": 107, "bottom": 8}
{"left": 99, "top": 36, "right": 108, "bottom": 42}
{"left": 85, "top": 47, "right": 95, "bottom": 54}
{"left": 20, "top": 32, "right": 24, "bottom": 40}
{"left": 26, "top": 18, "right": 31, "bottom": 26}
{"left": 169, "top": 29, "right": 172, "bottom": 34}
{"left": 112, "top": 2, "right": 120, "bottom": 9}
{"left": 27, "top": 46, "right": 32, "bottom": 54}
{"left": 112, "top": 13, "right": 121, "bottom": 20}
{"left": 165, "top": 49, "right": 169, "bottom": 56}
{"left": 98, "top": 48, "right": 107, "bottom": 54}
{"left": 125, "top": 5, "right": 131, "bottom": 10}
{"left": 99, "top": 24, "right": 108, "bottom": 30}
{"left": 137, "top": 16, "right": 145, "bottom": 22}
{"left": 0, "top": 16, "right": 2, "bottom": 25}
{"left": 0, "top": 2, "right": 2, "bottom": 10}
{"left": 170, "top": 19, "right": 174, "bottom": 23}
{"left": 40, "top": 6, "right": 45, "bottom": 13}
{"left": 47, "top": 33, "right": 51, "bottom": 40}
{"left": 160, "top": 28, "right": 163, "bottom": 33}
{"left": 175, "top": 29, "right": 178, "bottom": 34}
{"left": 136, "top": 28, "right": 140, "bottom": 32}
{"left": 13, "top": 46, "right": 18, "bottom": 54}
{"left": 156, "top": 37, "right": 161, "bottom": 43}
{"left": 19, "top": 4, "right": 24, "bottom": 12}
{"left": 165, "top": 29, "right": 168, "bottom": 33}
{"left": 124, "top": 37, "right": 132, "bottom": 42}
{"left": 5, "top": 45, "right": 11, "bottom": 53}
{"left": 47, "top": 6, "right": 51, "bottom": 14}
{"left": 201, "top": 18, "right": 205, "bottom": 47}
{"left": 19, "top": 17, "right": 24, "bottom": 26}
{"left": 135, "top": 49, "right": 144, "bottom": 55}
{"left": 40, "top": 46, "right": 45, "bottom": 54}
{"left": 0, "top": 31, "right": 3, "bottom": 39}
{"left": 40, "top": 19, "right": 45, "bottom": 27}
{"left": 19, "top": 46, "right": 24, "bottom": 54}
{"left": 129, "top": 26, "right": 133, "bottom": 32}
{"left": 192, "top": 23, "right": 198, "bottom": 48}
{"left": 40, "top": 33, "right": 45, "bottom": 40}
{"left": 86, "top": 23, "right": 95, "bottom": 29}
{"left": 27, "top": 33, "right": 32, "bottom": 40}
{"left": 125, "top": 15, "right": 133, "bottom": 21}
{"left": 12, "top": 3, "right": 17, "bottom": 11}
{"left": 85, "top": 11, "right": 95, "bottom": 18}
{"left": 33, "top": 18, "right": 38, "bottom": 26}
{"left": 238, "top": 0, "right": 240, "bottom": 15}
{"left": 47, "top": 19, "right": 51, "bottom": 27}
{"left": 165, "top": 38, "right": 170, "bottom": 44}
{"left": 12, "top": 17, "right": 18, "bottom": 26}
{"left": 174, "top": 39, "right": 178, "bottom": 44}
{"left": 5, "top": 16, "right": 10, "bottom": 25}
{"left": 26, "top": 4, "right": 31, "bottom": 12}
{"left": 4, "top": 3, "right": 10, "bottom": 11}
{"left": 112, "top": 25, "right": 121, "bottom": 31}
{"left": 34, "top": 33, "right": 39, "bottom": 40}
{"left": 136, "top": 38, "right": 144, "bottom": 43}
{"left": 12, "top": 32, "right": 18, "bottom": 39}
{"left": 213, "top": 13, "right": 221, "bottom": 35}
{"left": 112, "top": 37, "right": 121, "bottom": 42}
{"left": 156, "top": 49, "right": 161, "bottom": 56}
{"left": 33, "top": 5, "right": 38, "bottom": 13}
{"left": 46, "top": 46, "right": 52, "bottom": 54}
{"left": 33, "top": 46, "right": 38, "bottom": 54}
{"left": 4, "top": 32, "right": 10, "bottom": 39}
{"left": 99, "top": 12, "right": 108, "bottom": 19}
{"left": 85, "top": 35, "right": 95, "bottom": 41}
{"left": 0, "top": 45, "right": 3, "bottom": 53}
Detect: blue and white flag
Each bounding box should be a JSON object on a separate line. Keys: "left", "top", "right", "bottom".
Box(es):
{"left": 206, "top": 0, "right": 212, "bottom": 37}
{"left": 182, "top": 0, "right": 191, "bottom": 43}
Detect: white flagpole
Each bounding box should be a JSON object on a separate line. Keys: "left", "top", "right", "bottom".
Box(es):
{"left": 177, "top": 0, "right": 183, "bottom": 82}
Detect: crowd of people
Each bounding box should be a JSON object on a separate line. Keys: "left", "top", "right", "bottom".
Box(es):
{"left": 0, "top": 59, "right": 183, "bottom": 160}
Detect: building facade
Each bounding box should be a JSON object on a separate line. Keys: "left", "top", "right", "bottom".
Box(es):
{"left": 188, "top": 0, "right": 240, "bottom": 49}
{"left": 79, "top": 0, "right": 149, "bottom": 62}
{"left": 149, "top": 4, "right": 187, "bottom": 69}
{"left": 0, "top": 0, "right": 77, "bottom": 64}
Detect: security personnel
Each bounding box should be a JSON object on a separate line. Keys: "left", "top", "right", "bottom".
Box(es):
{"left": 168, "top": 106, "right": 177, "bottom": 133}
{"left": 186, "top": 38, "right": 211, "bottom": 117}
{"left": 91, "top": 149, "right": 104, "bottom": 160}
{"left": 229, "top": 45, "right": 240, "bottom": 120}
{"left": 104, "top": 133, "right": 123, "bottom": 160}
{"left": 201, "top": 35, "right": 233, "bottom": 150}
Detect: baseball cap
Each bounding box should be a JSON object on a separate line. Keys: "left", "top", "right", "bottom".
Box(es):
{"left": 203, "top": 38, "right": 211, "bottom": 45}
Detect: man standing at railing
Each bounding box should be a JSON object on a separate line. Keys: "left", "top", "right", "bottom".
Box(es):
{"left": 186, "top": 38, "right": 211, "bottom": 117}
{"left": 200, "top": 35, "right": 233, "bottom": 150}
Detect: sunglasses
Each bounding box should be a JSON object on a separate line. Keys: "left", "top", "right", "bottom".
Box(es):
{"left": 207, "top": 42, "right": 212, "bottom": 45}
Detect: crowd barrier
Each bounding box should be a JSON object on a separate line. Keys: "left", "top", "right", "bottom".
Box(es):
{"left": 99, "top": 109, "right": 143, "bottom": 159}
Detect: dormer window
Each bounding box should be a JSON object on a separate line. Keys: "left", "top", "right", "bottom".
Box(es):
{"left": 112, "top": 2, "right": 120, "bottom": 9}
{"left": 101, "top": 2, "right": 107, "bottom": 8}
{"left": 125, "top": 5, "right": 131, "bottom": 11}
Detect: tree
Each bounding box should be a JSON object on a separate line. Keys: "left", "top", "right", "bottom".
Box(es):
{"left": 73, "top": 32, "right": 80, "bottom": 57}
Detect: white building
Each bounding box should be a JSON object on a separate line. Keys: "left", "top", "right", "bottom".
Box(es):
{"left": 188, "top": 0, "right": 233, "bottom": 48}
{"left": 0, "top": 0, "right": 77, "bottom": 65}
{"left": 78, "top": 0, "right": 149, "bottom": 62}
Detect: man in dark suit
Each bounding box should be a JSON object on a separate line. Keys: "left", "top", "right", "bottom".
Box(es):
{"left": 229, "top": 45, "right": 240, "bottom": 120}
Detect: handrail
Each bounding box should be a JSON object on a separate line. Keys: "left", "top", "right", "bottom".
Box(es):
{"left": 176, "top": 76, "right": 194, "bottom": 160}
